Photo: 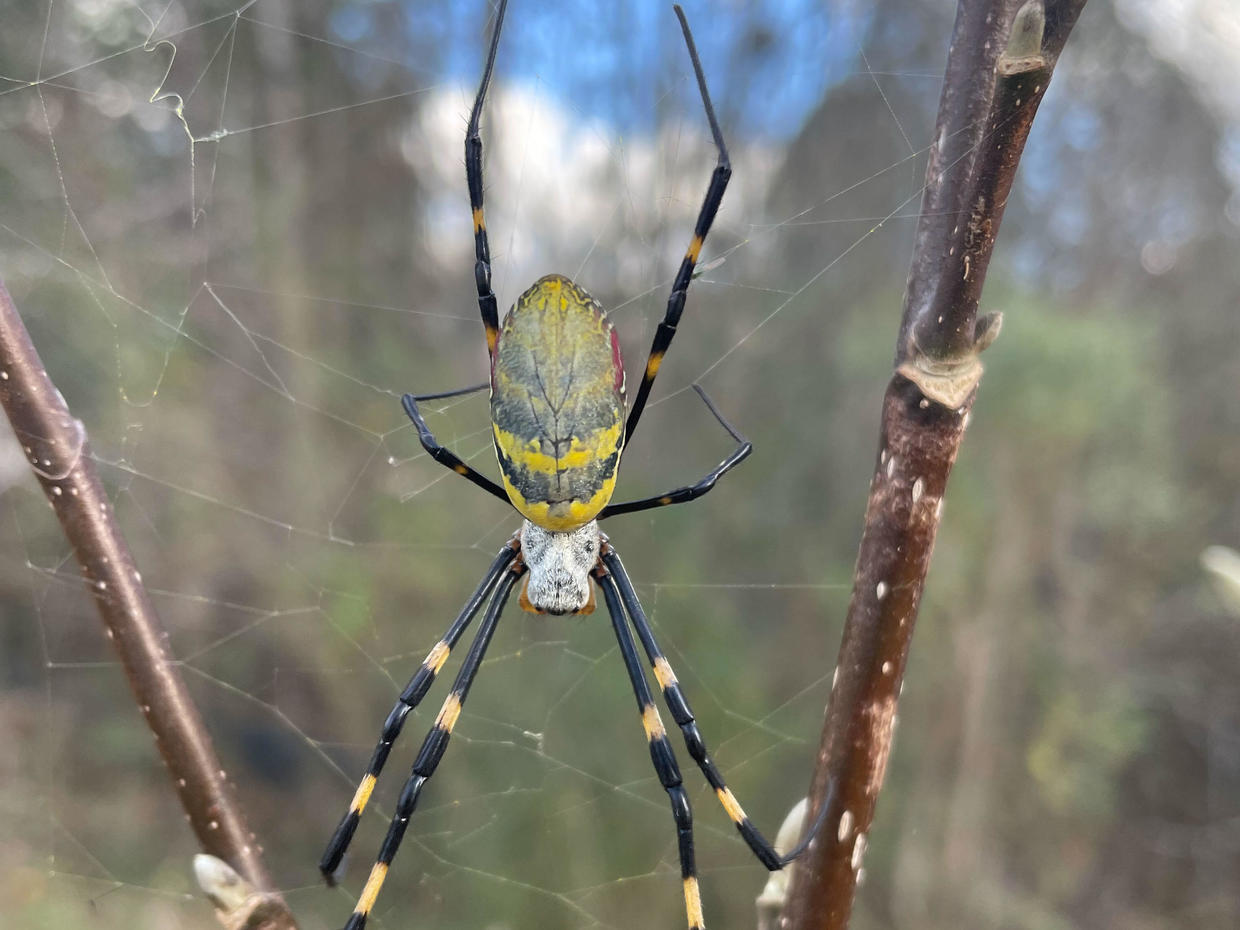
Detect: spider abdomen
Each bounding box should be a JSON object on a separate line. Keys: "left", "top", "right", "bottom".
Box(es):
{"left": 491, "top": 274, "right": 625, "bottom": 531}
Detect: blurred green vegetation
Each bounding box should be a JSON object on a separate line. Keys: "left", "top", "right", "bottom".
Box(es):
{"left": 2, "top": 2, "right": 1239, "bottom": 930}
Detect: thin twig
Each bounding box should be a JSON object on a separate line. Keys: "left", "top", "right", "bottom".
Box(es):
{"left": 781, "top": 2, "right": 1087, "bottom": 927}
{"left": 0, "top": 281, "right": 298, "bottom": 930}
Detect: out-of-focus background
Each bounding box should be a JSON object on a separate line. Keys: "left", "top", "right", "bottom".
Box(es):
{"left": 2, "top": 1, "right": 1238, "bottom": 928}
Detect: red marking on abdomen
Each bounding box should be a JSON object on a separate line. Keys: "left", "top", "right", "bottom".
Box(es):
{"left": 610, "top": 328, "right": 625, "bottom": 395}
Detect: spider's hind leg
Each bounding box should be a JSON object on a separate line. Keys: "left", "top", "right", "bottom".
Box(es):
{"left": 465, "top": 0, "right": 509, "bottom": 360}
{"left": 623, "top": 5, "right": 732, "bottom": 448}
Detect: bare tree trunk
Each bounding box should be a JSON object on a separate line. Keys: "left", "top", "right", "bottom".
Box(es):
{"left": 781, "top": 2, "right": 1088, "bottom": 927}
{"left": 0, "top": 281, "right": 298, "bottom": 930}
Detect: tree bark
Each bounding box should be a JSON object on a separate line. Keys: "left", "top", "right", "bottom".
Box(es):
{"left": 781, "top": 3, "right": 1088, "bottom": 927}
{"left": 0, "top": 281, "right": 298, "bottom": 930}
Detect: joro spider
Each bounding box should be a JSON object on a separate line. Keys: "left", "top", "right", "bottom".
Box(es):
{"left": 320, "top": 4, "right": 825, "bottom": 928}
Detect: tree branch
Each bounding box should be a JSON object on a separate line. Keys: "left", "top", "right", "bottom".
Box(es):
{"left": 0, "top": 280, "right": 298, "bottom": 930}
{"left": 781, "top": 2, "right": 1087, "bottom": 927}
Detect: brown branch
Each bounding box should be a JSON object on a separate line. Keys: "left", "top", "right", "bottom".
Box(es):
{"left": 0, "top": 281, "right": 298, "bottom": 930}
{"left": 781, "top": 2, "right": 1087, "bottom": 928}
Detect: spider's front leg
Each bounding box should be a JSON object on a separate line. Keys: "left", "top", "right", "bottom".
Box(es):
{"left": 320, "top": 540, "right": 519, "bottom": 881}
{"left": 336, "top": 562, "right": 523, "bottom": 930}
{"left": 601, "top": 546, "right": 828, "bottom": 872}
{"left": 596, "top": 567, "right": 706, "bottom": 930}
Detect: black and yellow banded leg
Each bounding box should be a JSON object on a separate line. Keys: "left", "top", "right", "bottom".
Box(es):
{"left": 465, "top": 0, "right": 509, "bottom": 361}
{"left": 624, "top": 6, "right": 731, "bottom": 448}
{"left": 319, "top": 541, "right": 518, "bottom": 880}
{"left": 401, "top": 393, "right": 511, "bottom": 507}
{"left": 603, "top": 547, "right": 821, "bottom": 872}
{"left": 601, "top": 385, "right": 751, "bottom": 519}
{"left": 341, "top": 565, "right": 522, "bottom": 930}
{"left": 596, "top": 569, "right": 706, "bottom": 930}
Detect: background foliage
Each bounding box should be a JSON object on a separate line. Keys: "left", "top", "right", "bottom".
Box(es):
{"left": 2, "top": 2, "right": 1238, "bottom": 929}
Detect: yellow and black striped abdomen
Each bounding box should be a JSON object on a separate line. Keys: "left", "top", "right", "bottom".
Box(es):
{"left": 491, "top": 274, "right": 625, "bottom": 531}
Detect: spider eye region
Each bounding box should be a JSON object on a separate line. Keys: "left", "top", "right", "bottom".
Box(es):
{"left": 519, "top": 521, "right": 599, "bottom": 615}
{"left": 491, "top": 274, "right": 626, "bottom": 531}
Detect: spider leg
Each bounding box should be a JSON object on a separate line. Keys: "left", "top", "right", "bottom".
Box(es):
{"left": 402, "top": 393, "right": 511, "bottom": 506}
{"left": 596, "top": 568, "right": 706, "bottom": 930}
{"left": 602, "top": 547, "right": 829, "bottom": 870}
{"left": 320, "top": 540, "right": 518, "bottom": 881}
{"left": 600, "top": 385, "right": 751, "bottom": 519}
{"left": 624, "top": 5, "right": 731, "bottom": 449}
{"left": 408, "top": 382, "right": 488, "bottom": 402}
{"left": 340, "top": 563, "right": 523, "bottom": 930}
{"left": 466, "top": 0, "right": 509, "bottom": 362}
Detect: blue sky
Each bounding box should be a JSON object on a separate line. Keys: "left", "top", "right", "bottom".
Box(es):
{"left": 330, "top": 0, "right": 869, "bottom": 141}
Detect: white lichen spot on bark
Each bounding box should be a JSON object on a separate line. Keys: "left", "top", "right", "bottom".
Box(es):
{"left": 851, "top": 833, "right": 868, "bottom": 871}
{"left": 865, "top": 696, "right": 898, "bottom": 797}
{"left": 838, "top": 809, "right": 853, "bottom": 842}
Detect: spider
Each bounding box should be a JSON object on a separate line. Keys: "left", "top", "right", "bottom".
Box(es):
{"left": 320, "top": 4, "right": 824, "bottom": 928}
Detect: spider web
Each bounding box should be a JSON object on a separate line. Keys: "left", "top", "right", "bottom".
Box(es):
{"left": 0, "top": 2, "right": 957, "bottom": 928}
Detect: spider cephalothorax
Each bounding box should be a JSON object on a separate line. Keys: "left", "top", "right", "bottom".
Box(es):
{"left": 518, "top": 519, "right": 600, "bottom": 615}
{"left": 321, "top": 5, "right": 819, "bottom": 930}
